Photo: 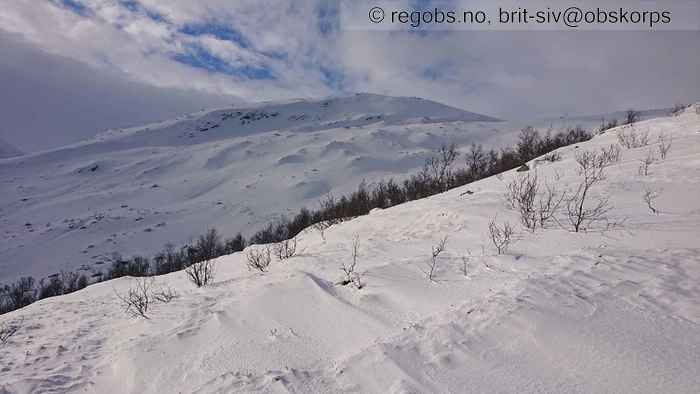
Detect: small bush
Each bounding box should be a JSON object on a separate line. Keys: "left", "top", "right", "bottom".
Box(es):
{"left": 340, "top": 234, "right": 362, "bottom": 288}
{"left": 115, "top": 278, "right": 154, "bottom": 319}
{"left": 0, "top": 318, "right": 21, "bottom": 345}
{"left": 599, "top": 118, "right": 618, "bottom": 133}
{"left": 246, "top": 247, "right": 272, "bottom": 272}
{"left": 506, "top": 173, "right": 539, "bottom": 231}
{"left": 643, "top": 187, "right": 661, "bottom": 215}
{"left": 599, "top": 144, "right": 622, "bottom": 165}
{"left": 542, "top": 151, "right": 561, "bottom": 162}
{"left": 537, "top": 181, "right": 566, "bottom": 228}
{"left": 489, "top": 218, "right": 513, "bottom": 255}
{"left": 427, "top": 236, "right": 448, "bottom": 281}
{"left": 625, "top": 109, "right": 639, "bottom": 125}
{"left": 670, "top": 103, "right": 687, "bottom": 116}
{"left": 274, "top": 237, "right": 297, "bottom": 260}
{"left": 566, "top": 150, "right": 612, "bottom": 232}
{"left": 638, "top": 150, "right": 655, "bottom": 176}
{"left": 657, "top": 133, "right": 672, "bottom": 160}
{"left": 617, "top": 127, "right": 649, "bottom": 149}
{"left": 185, "top": 259, "right": 216, "bottom": 287}
{"left": 152, "top": 286, "right": 178, "bottom": 303}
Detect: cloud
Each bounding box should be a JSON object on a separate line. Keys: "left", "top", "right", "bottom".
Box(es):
{"left": 0, "top": 0, "right": 698, "bottom": 151}
{"left": 0, "top": 30, "right": 235, "bottom": 152}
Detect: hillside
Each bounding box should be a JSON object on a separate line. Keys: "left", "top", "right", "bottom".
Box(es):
{"left": 1, "top": 104, "right": 698, "bottom": 393}
{"left": 0, "top": 94, "right": 505, "bottom": 283}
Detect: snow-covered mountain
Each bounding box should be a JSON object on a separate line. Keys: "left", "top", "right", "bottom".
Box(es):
{"left": 0, "top": 137, "right": 22, "bottom": 159}
{"left": 1, "top": 104, "right": 698, "bottom": 393}
{"left": 0, "top": 94, "right": 503, "bottom": 282}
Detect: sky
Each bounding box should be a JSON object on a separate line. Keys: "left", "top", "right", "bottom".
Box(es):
{"left": 0, "top": 0, "right": 698, "bottom": 152}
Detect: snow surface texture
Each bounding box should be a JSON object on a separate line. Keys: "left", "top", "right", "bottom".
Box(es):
{"left": 1, "top": 104, "right": 699, "bottom": 393}
{"left": 0, "top": 93, "right": 509, "bottom": 282}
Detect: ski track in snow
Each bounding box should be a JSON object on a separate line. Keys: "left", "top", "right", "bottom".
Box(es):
{"left": 1, "top": 104, "right": 699, "bottom": 393}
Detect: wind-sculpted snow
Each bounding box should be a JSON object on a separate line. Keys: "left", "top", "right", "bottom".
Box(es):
{"left": 1, "top": 104, "right": 699, "bottom": 393}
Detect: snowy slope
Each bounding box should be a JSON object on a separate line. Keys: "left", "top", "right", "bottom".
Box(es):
{"left": 0, "top": 137, "right": 22, "bottom": 159}
{"left": 1, "top": 104, "right": 699, "bottom": 393}
{"left": 0, "top": 94, "right": 506, "bottom": 282}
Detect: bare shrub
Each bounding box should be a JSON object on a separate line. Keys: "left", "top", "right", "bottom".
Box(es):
{"left": 537, "top": 181, "right": 566, "bottom": 228}
{"left": 427, "top": 236, "right": 448, "bottom": 281}
{"left": 313, "top": 221, "right": 329, "bottom": 240}
{"left": 657, "top": 133, "right": 672, "bottom": 160}
{"left": 115, "top": 277, "right": 154, "bottom": 319}
{"left": 625, "top": 109, "right": 639, "bottom": 125}
{"left": 638, "top": 150, "right": 655, "bottom": 176}
{"left": 574, "top": 146, "right": 620, "bottom": 175}
{"left": 0, "top": 318, "right": 22, "bottom": 345}
{"left": 598, "top": 118, "right": 618, "bottom": 133}
{"left": 246, "top": 246, "right": 272, "bottom": 272}
{"left": 185, "top": 258, "right": 216, "bottom": 287}
{"left": 643, "top": 187, "right": 661, "bottom": 215}
{"left": 505, "top": 173, "right": 539, "bottom": 231}
{"left": 489, "top": 218, "right": 513, "bottom": 255}
{"left": 566, "top": 150, "right": 612, "bottom": 232}
{"left": 340, "top": 235, "right": 363, "bottom": 288}
{"left": 542, "top": 151, "right": 561, "bottom": 162}
{"left": 274, "top": 237, "right": 297, "bottom": 260}
{"left": 507, "top": 172, "right": 567, "bottom": 231}
{"left": 617, "top": 127, "right": 649, "bottom": 149}
{"left": 152, "top": 286, "right": 178, "bottom": 303}
{"left": 599, "top": 144, "right": 621, "bottom": 165}
{"left": 670, "top": 103, "right": 687, "bottom": 116}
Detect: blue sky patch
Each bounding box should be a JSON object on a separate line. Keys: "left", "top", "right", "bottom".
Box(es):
{"left": 119, "top": 0, "right": 169, "bottom": 23}
{"left": 54, "top": 0, "right": 90, "bottom": 16}
{"left": 173, "top": 45, "right": 274, "bottom": 80}
{"left": 180, "top": 23, "right": 251, "bottom": 50}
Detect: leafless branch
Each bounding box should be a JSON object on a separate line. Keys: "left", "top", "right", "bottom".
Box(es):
{"left": 638, "top": 149, "right": 655, "bottom": 176}
{"left": 115, "top": 277, "right": 154, "bottom": 319}
{"left": 185, "top": 259, "right": 216, "bottom": 287}
{"left": 658, "top": 133, "right": 672, "bottom": 160}
{"left": 0, "top": 318, "right": 22, "bottom": 345}
{"left": 643, "top": 187, "right": 661, "bottom": 215}
{"left": 489, "top": 218, "right": 513, "bottom": 254}
{"left": 274, "top": 237, "right": 297, "bottom": 260}
{"left": 246, "top": 246, "right": 272, "bottom": 272}
{"left": 427, "top": 236, "right": 448, "bottom": 281}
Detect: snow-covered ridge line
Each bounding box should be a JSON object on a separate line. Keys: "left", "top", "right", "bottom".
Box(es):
{"left": 1, "top": 104, "right": 698, "bottom": 393}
